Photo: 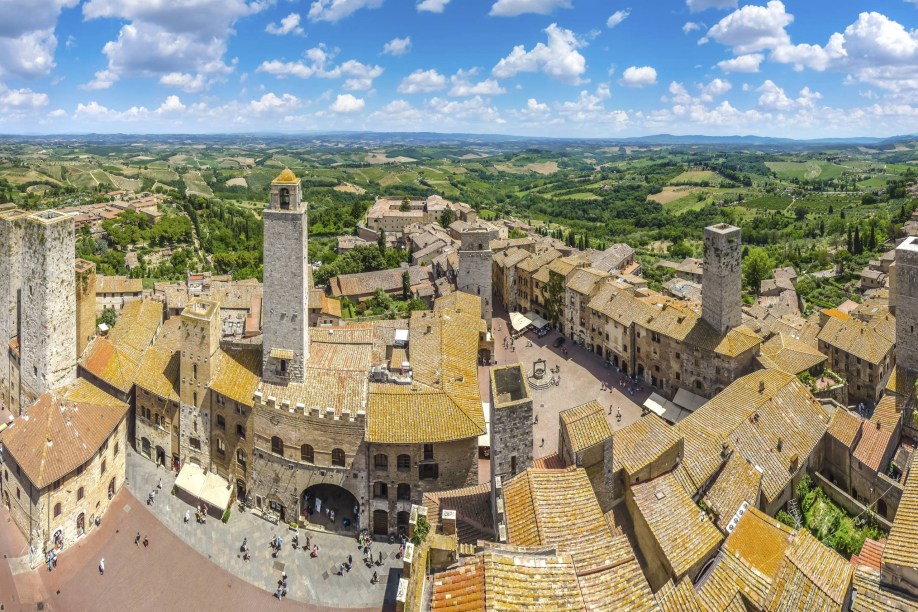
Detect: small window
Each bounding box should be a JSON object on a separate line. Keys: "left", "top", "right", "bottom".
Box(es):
{"left": 216, "top": 437, "right": 226, "bottom": 456}
{"left": 190, "top": 437, "right": 201, "bottom": 450}
{"left": 53, "top": 479, "right": 61, "bottom": 491}
{"left": 423, "top": 444, "right": 434, "bottom": 461}
{"left": 217, "top": 415, "right": 225, "bottom": 430}
{"left": 271, "top": 436, "right": 284, "bottom": 456}
{"left": 114, "top": 441, "right": 119, "bottom": 456}
{"left": 236, "top": 424, "right": 246, "bottom": 439}
{"left": 77, "top": 486, "right": 85, "bottom": 501}
{"left": 373, "top": 481, "right": 388, "bottom": 499}
{"left": 332, "top": 448, "right": 346, "bottom": 467}
{"left": 374, "top": 453, "right": 388, "bottom": 471}
{"left": 397, "top": 454, "right": 411, "bottom": 472}
{"left": 301, "top": 444, "right": 314, "bottom": 463}
{"left": 193, "top": 363, "right": 197, "bottom": 380}
{"left": 397, "top": 483, "right": 411, "bottom": 501}
{"left": 280, "top": 359, "right": 288, "bottom": 373}
{"left": 54, "top": 503, "right": 62, "bottom": 518}
{"left": 237, "top": 449, "right": 247, "bottom": 468}
{"left": 101, "top": 459, "right": 107, "bottom": 475}
{"left": 16, "top": 487, "right": 20, "bottom": 500}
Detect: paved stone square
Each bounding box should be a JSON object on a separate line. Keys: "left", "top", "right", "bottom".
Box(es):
{"left": 484, "top": 308, "right": 653, "bottom": 460}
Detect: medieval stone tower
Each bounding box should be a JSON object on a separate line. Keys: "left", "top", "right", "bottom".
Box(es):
{"left": 894, "top": 237, "right": 918, "bottom": 374}
{"left": 489, "top": 364, "right": 533, "bottom": 539}
{"left": 262, "top": 169, "right": 309, "bottom": 385}
{"left": 74, "top": 259, "right": 97, "bottom": 359}
{"left": 179, "top": 298, "right": 222, "bottom": 464}
{"left": 458, "top": 228, "right": 493, "bottom": 324}
{"left": 19, "top": 211, "right": 76, "bottom": 407}
{"left": 702, "top": 223, "right": 743, "bottom": 335}
{"left": 0, "top": 208, "right": 27, "bottom": 412}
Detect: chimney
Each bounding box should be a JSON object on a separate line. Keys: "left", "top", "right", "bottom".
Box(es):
{"left": 758, "top": 380, "right": 766, "bottom": 394}
{"left": 776, "top": 437, "right": 783, "bottom": 452}
{"left": 441, "top": 509, "right": 457, "bottom": 536}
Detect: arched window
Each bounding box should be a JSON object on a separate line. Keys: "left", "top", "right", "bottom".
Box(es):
{"left": 374, "top": 453, "right": 388, "bottom": 471}
{"left": 373, "top": 481, "right": 388, "bottom": 499}
{"left": 271, "top": 436, "right": 284, "bottom": 456}
{"left": 77, "top": 487, "right": 84, "bottom": 501}
{"left": 279, "top": 188, "right": 290, "bottom": 210}
{"left": 397, "top": 483, "right": 411, "bottom": 501}
{"left": 54, "top": 502, "right": 62, "bottom": 518}
{"left": 301, "top": 444, "right": 314, "bottom": 463}
{"left": 215, "top": 437, "right": 226, "bottom": 456}
{"left": 332, "top": 448, "right": 345, "bottom": 467}
{"left": 397, "top": 454, "right": 411, "bottom": 472}
{"left": 237, "top": 449, "right": 247, "bottom": 468}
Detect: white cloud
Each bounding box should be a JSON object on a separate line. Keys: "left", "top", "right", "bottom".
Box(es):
{"left": 159, "top": 72, "right": 207, "bottom": 93}
{"left": 526, "top": 98, "right": 549, "bottom": 112}
{"left": 717, "top": 53, "right": 764, "bottom": 73}
{"left": 492, "top": 23, "right": 586, "bottom": 85}
{"left": 258, "top": 49, "right": 384, "bottom": 91}
{"left": 0, "top": 0, "right": 78, "bottom": 78}
{"left": 308, "top": 0, "right": 383, "bottom": 22}
{"left": 155, "top": 94, "right": 186, "bottom": 114}
{"left": 619, "top": 65, "right": 657, "bottom": 87}
{"left": 687, "top": 0, "right": 736, "bottom": 12}
{"left": 82, "top": 0, "right": 262, "bottom": 89}
{"left": 796, "top": 86, "right": 822, "bottom": 107}
{"left": 701, "top": 1, "right": 792, "bottom": 54}
{"left": 398, "top": 69, "right": 447, "bottom": 93}
{"left": 554, "top": 90, "right": 629, "bottom": 126}
{"left": 606, "top": 9, "right": 630, "bottom": 29}
{"left": 449, "top": 69, "right": 506, "bottom": 96}
{"left": 417, "top": 0, "right": 449, "bottom": 12}
{"left": 756, "top": 79, "right": 793, "bottom": 110}
{"left": 700, "top": 77, "right": 731, "bottom": 100}
{"left": 330, "top": 93, "right": 364, "bottom": 113}
{"left": 266, "top": 13, "right": 304, "bottom": 36}
{"left": 489, "top": 0, "right": 571, "bottom": 17}
{"left": 47, "top": 108, "right": 67, "bottom": 118}
{"left": 683, "top": 22, "right": 702, "bottom": 34}
{"left": 0, "top": 84, "right": 50, "bottom": 113}
{"left": 248, "top": 92, "right": 300, "bottom": 114}
{"left": 383, "top": 36, "right": 411, "bottom": 56}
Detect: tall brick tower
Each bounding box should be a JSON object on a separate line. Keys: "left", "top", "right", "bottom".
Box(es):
{"left": 895, "top": 237, "right": 918, "bottom": 374}
{"left": 457, "top": 228, "right": 493, "bottom": 324}
{"left": 20, "top": 211, "right": 76, "bottom": 406}
{"left": 262, "top": 169, "right": 309, "bottom": 384}
{"left": 702, "top": 223, "right": 743, "bottom": 335}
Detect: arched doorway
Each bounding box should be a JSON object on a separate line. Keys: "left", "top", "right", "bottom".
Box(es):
{"left": 373, "top": 509, "right": 389, "bottom": 536}
{"left": 140, "top": 437, "right": 151, "bottom": 458}
{"left": 236, "top": 479, "right": 247, "bottom": 502}
{"left": 878, "top": 498, "right": 888, "bottom": 519}
{"left": 108, "top": 477, "right": 116, "bottom": 499}
{"left": 155, "top": 446, "right": 166, "bottom": 467}
{"left": 302, "top": 483, "right": 359, "bottom": 533}
{"left": 76, "top": 513, "right": 85, "bottom": 537}
{"left": 268, "top": 499, "right": 286, "bottom": 522}
{"left": 396, "top": 510, "right": 411, "bottom": 538}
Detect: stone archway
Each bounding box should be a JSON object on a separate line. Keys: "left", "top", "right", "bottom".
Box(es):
{"left": 302, "top": 483, "right": 359, "bottom": 533}
{"left": 372, "top": 509, "right": 389, "bottom": 536}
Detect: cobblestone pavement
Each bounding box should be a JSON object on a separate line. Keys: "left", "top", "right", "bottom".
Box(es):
{"left": 126, "top": 452, "right": 402, "bottom": 609}
{"left": 484, "top": 307, "right": 653, "bottom": 459}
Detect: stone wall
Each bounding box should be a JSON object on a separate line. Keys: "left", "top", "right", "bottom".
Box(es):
{"left": 0, "top": 211, "right": 25, "bottom": 413}
{"left": 20, "top": 212, "right": 76, "bottom": 402}
{"left": 895, "top": 237, "right": 918, "bottom": 373}
{"left": 135, "top": 387, "right": 179, "bottom": 467}
{"left": 701, "top": 224, "right": 742, "bottom": 335}
{"left": 458, "top": 229, "right": 493, "bottom": 323}
{"left": 74, "top": 260, "right": 97, "bottom": 359}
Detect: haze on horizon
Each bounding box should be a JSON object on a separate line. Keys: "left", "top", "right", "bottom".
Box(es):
{"left": 0, "top": 0, "right": 917, "bottom": 139}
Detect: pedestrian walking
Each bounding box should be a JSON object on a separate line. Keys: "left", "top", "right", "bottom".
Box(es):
{"left": 135, "top": 532, "right": 141, "bottom": 546}
{"left": 157, "top": 478, "right": 163, "bottom": 490}
{"left": 99, "top": 558, "right": 105, "bottom": 575}
{"left": 184, "top": 510, "right": 190, "bottom": 523}
{"left": 143, "top": 535, "right": 150, "bottom": 548}
{"left": 540, "top": 437, "right": 545, "bottom": 448}
{"left": 372, "top": 571, "right": 378, "bottom": 584}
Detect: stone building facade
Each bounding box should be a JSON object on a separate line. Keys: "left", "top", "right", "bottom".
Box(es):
{"left": 74, "top": 259, "right": 97, "bottom": 359}
{"left": 261, "top": 169, "right": 309, "bottom": 385}
{"left": 19, "top": 211, "right": 77, "bottom": 410}
{"left": 457, "top": 228, "right": 493, "bottom": 323}
{"left": 701, "top": 223, "right": 743, "bottom": 335}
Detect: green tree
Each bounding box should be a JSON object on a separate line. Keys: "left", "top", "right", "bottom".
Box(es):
{"left": 377, "top": 229, "right": 386, "bottom": 254}
{"left": 743, "top": 248, "right": 773, "bottom": 294}
{"left": 544, "top": 270, "right": 566, "bottom": 326}
{"left": 402, "top": 270, "right": 411, "bottom": 300}
{"left": 97, "top": 306, "right": 118, "bottom": 329}
{"left": 439, "top": 207, "right": 455, "bottom": 228}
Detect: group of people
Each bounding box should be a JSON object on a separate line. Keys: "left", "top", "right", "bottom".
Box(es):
{"left": 274, "top": 572, "right": 288, "bottom": 599}
{"left": 134, "top": 532, "right": 150, "bottom": 548}
{"left": 271, "top": 534, "right": 283, "bottom": 557}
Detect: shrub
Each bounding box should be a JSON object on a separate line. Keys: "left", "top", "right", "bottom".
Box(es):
{"left": 222, "top": 508, "right": 231, "bottom": 524}
{"left": 776, "top": 510, "right": 796, "bottom": 528}
{"left": 411, "top": 514, "right": 430, "bottom": 545}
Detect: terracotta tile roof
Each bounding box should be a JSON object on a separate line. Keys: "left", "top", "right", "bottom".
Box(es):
{"left": 328, "top": 265, "right": 430, "bottom": 297}
{"left": 850, "top": 566, "right": 917, "bottom": 612}
{"left": 656, "top": 577, "right": 702, "bottom": 612}
{"left": 423, "top": 483, "right": 494, "bottom": 545}
{"left": 367, "top": 297, "right": 484, "bottom": 443}
{"left": 871, "top": 394, "right": 905, "bottom": 430}
{"left": 548, "top": 256, "right": 587, "bottom": 278}
{"left": 676, "top": 370, "right": 828, "bottom": 501}
{"left": 827, "top": 409, "right": 863, "bottom": 449}
{"left": 817, "top": 313, "right": 895, "bottom": 365}
{"left": 850, "top": 538, "right": 885, "bottom": 571}
{"left": 643, "top": 302, "right": 762, "bottom": 357}
{"left": 760, "top": 332, "right": 827, "bottom": 375}
{"left": 532, "top": 452, "right": 564, "bottom": 469}
{"left": 210, "top": 346, "right": 261, "bottom": 407}
{"left": 630, "top": 471, "right": 722, "bottom": 579}
{"left": 566, "top": 267, "right": 609, "bottom": 296}
{"left": 882, "top": 451, "right": 918, "bottom": 569}
{"left": 767, "top": 530, "right": 853, "bottom": 611}
{"left": 697, "top": 508, "right": 796, "bottom": 610}
{"left": 612, "top": 413, "right": 682, "bottom": 476}
{"left": 0, "top": 379, "right": 128, "bottom": 488}
{"left": 575, "top": 534, "right": 659, "bottom": 611}
{"left": 703, "top": 454, "right": 762, "bottom": 532}
{"left": 133, "top": 317, "right": 183, "bottom": 401}
{"left": 497, "top": 247, "right": 530, "bottom": 269}
{"left": 885, "top": 366, "right": 918, "bottom": 397}
{"left": 591, "top": 290, "right": 657, "bottom": 327}
{"left": 516, "top": 248, "right": 560, "bottom": 273}
{"left": 852, "top": 420, "right": 895, "bottom": 472}
{"left": 480, "top": 547, "right": 583, "bottom": 610}
{"left": 96, "top": 275, "right": 142, "bottom": 294}
{"left": 79, "top": 300, "right": 163, "bottom": 393}
{"left": 431, "top": 555, "right": 486, "bottom": 610}
{"left": 560, "top": 401, "right": 613, "bottom": 453}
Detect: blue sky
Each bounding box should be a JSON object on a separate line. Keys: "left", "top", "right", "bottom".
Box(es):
{"left": 1, "top": 0, "right": 917, "bottom": 137}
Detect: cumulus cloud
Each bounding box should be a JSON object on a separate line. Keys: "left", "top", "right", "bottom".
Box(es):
{"left": 700, "top": 1, "right": 792, "bottom": 53}
{"left": 756, "top": 80, "right": 823, "bottom": 111}
{"left": 383, "top": 36, "right": 411, "bottom": 56}
{"left": 308, "top": 0, "right": 383, "bottom": 22}
{"left": 700, "top": 77, "right": 732, "bottom": 100}
{"left": 492, "top": 23, "right": 586, "bottom": 85}
{"left": 0, "top": 84, "right": 50, "bottom": 114}
{"left": 258, "top": 48, "right": 384, "bottom": 91}
{"left": 266, "top": 13, "right": 304, "bottom": 36}
{"left": 619, "top": 66, "right": 657, "bottom": 87}
{"left": 159, "top": 72, "right": 207, "bottom": 93}
{"left": 687, "top": 0, "right": 736, "bottom": 12}
{"left": 397, "top": 69, "right": 447, "bottom": 93}
{"left": 448, "top": 69, "right": 506, "bottom": 96}
{"left": 417, "top": 0, "right": 449, "bottom": 12}
{"left": 82, "top": 0, "right": 263, "bottom": 90}
{"left": 248, "top": 92, "right": 300, "bottom": 114}
{"left": 0, "top": 0, "right": 78, "bottom": 78}
{"left": 683, "top": 22, "right": 702, "bottom": 34}
{"left": 717, "top": 53, "right": 764, "bottom": 73}
{"left": 330, "top": 93, "right": 364, "bottom": 112}
{"left": 489, "top": 0, "right": 571, "bottom": 17}
{"left": 606, "top": 9, "right": 630, "bottom": 29}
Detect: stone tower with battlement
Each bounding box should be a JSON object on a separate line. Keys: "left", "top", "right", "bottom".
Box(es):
{"left": 262, "top": 169, "right": 309, "bottom": 385}
{"left": 489, "top": 364, "right": 533, "bottom": 538}
{"left": 702, "top": 223, "right": 743, "bottom": 335}
{"left": 20, "top": 210, "right": 76, "bottom": 407}
{"left": 458, "top": 228, "right": 493, "bottom": 324}
{"left": 895, "top": 237, "right": 918, "bottom": 374}
{"left": 179, "top": 298, "right": 222, "bottom": 465}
